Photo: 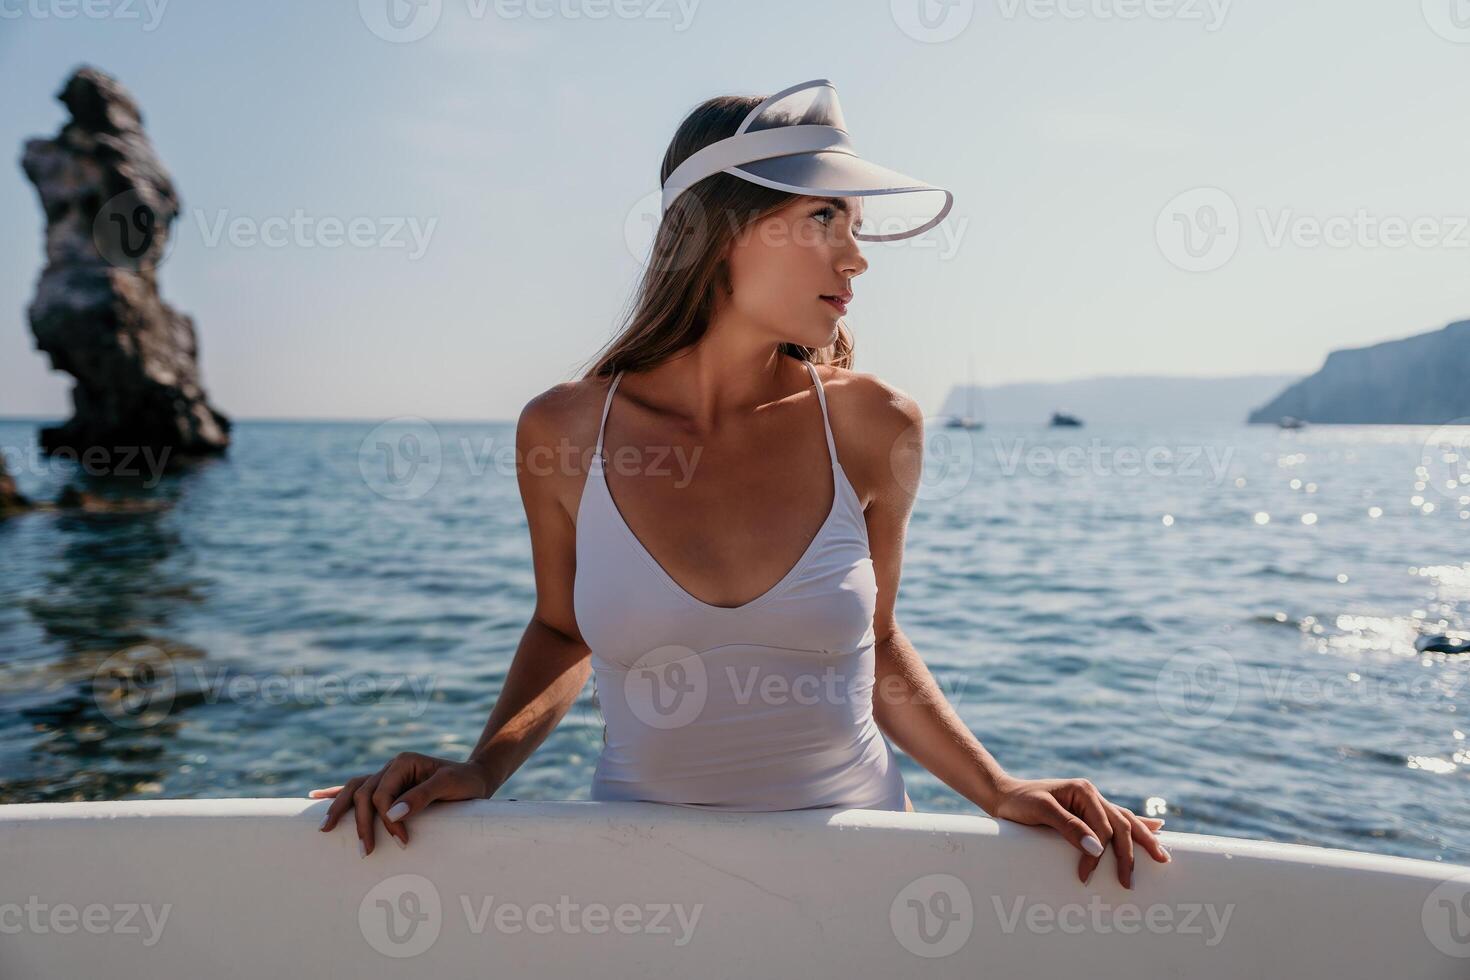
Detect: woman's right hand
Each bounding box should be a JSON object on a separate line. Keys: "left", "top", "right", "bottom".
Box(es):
{"left": 309, "top": 752, "right": 496, "bottom": 856}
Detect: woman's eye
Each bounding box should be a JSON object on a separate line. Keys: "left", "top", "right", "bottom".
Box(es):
{"left": 813, "top": 206, "right": 836, "bottom": 223}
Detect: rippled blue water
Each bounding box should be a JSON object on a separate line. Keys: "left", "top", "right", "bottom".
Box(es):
{"left": 1, "top": 418, "right": 1466, "bottom": 864}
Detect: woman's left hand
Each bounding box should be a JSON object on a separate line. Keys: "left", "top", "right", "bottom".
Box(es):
{"left": 991, "top": 776, "right": 1171, "bottom": 888}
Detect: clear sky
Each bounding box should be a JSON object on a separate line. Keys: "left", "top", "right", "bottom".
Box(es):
{"left": 3, "top": 0, "right": 1469, "bottom": 421}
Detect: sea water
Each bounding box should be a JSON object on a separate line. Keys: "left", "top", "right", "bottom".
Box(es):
{"left": 0, "top": 418, "right": 1465, "bottom": 864}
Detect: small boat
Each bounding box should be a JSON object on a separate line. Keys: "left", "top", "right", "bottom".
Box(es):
{"left": 1416, "top": 633, "right": 1470, "bottom": 655}
{"left": 1278, "top": 416, "right": 1306, "bottom": 429}
{"left": 2, "top": 798, "right": 1466, "bottom": 978}
{"left": 1049, "top": 412, "right": 1082, "bottom": 428}
{"left": 945, "top": 353, "right": 984, "bottom": 429}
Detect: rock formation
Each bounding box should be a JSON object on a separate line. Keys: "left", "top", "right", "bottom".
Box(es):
{"left": 1249, "top": 320, "right": 1470, "bottom": 425}
{"left": 0, "top": 456, "right": 34, "bottom": 518}
{"left": 20, "top": 65, "right": 229, "bottom": 463}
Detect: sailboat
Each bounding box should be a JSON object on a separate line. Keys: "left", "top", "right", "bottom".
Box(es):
{"left": 945, "top": 353, "right": 984, "bottom": 430}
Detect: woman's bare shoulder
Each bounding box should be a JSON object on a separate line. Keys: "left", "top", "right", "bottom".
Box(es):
{"left": 514, "top": 375, "right": 619, "bottom": 503}
{"left": 810, "top": 362, "right": 926, "bottom": 504}
{"left": 810, "top": 362, "right": 924, "bottom": 437}
{"left": 516, "top": 375, "right": 615, "bottom": 449}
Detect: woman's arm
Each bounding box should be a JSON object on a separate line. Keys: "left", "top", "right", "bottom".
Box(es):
{"left": 313, "top": 385, "right": 596, "bottom": 854}
{"left": 464, "top": 616, "right": 590, "bottom": 791}
{"left": 855, "top": 375, "right": 1010, "bottom": 815}
{"left": 466, "top": 384, "right": 599, "bottom": 786}
{"left": 846, "top": 369, "right": 1168, "bottom": 888}
{"left": 869, "top": 626, "right": 1011, "bottom": 816}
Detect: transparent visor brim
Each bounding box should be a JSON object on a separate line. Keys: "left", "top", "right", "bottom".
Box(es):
{"left": 730, "top": 152, "right": 954, "bottom": 242}
{"left": 742, "top": 82, "right": 848, "bottom": 134}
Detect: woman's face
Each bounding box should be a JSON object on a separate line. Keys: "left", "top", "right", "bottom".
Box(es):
{"left": 722, "top": 195, "right": 869, "bottom": 348}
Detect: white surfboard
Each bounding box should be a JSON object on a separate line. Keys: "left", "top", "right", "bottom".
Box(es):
{"left": 1, "top": 798, "right": 1467, "bottom": 978}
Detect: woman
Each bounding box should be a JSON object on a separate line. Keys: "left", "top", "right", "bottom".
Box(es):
{"left": 313, "top": 79, "right": 1169, "bottom": 889}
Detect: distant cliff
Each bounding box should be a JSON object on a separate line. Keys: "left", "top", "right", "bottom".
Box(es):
{"left": 1248, "top": 320, "right": 1470, "bottom": 425}
{"left": 942, "top": 374, "right": 1298, "bottom": 426}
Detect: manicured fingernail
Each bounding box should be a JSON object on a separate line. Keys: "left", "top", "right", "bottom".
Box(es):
{"left": 1082, "top": 836, "right": 1103, "bottom": 856}
{"left": 386, "top": 802, "right": 409, "bottom": 822}
{"left": 1161, "top": 847, "right": 1171, "bottom": 862}
{"left": 319, "top": 815, "right": 329, "bottom": 831}
{"left": 358, "top": 839, "right": 367, "bottom": 858}
{"left": 394, "top": 835, "right": 407, "bottom": 850}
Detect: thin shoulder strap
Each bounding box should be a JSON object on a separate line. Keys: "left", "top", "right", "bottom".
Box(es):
{"left": 803, "top": 360, "right": 839, "bottom": 469}
{"left": 594, "top": 371, "right": 623, "bottom": 462}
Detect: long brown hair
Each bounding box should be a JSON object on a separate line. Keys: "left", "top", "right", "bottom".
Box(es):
{"left": 578, "top": 91, "right": 856, "bottom": 381}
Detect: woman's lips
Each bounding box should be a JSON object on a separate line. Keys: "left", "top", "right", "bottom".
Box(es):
{"left": 821, "top": 295, "right": 849, "bottom": 314}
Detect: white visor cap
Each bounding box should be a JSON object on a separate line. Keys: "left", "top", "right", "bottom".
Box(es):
{"left": 660, "top": 78, "right": 954, "bottom": 243}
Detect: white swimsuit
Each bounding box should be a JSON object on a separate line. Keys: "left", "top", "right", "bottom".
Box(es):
{"left": 574, "top": 359, "right": 907, "bottom": 811}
